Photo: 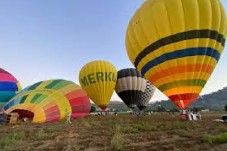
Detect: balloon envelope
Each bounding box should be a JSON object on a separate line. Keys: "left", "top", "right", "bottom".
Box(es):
{"left": 115, "top": 68, "right": 147, "bottom": 109}
{"left": 0, "top": 68, "right": 21, "bottom": 107}
{"left": 79, "top": 60, "right": 117, "bottom": 110}
{"left": 126, "top": 0, "right": 227, "bottom": 109}
{"left": 137, "top": 80, "right": 155, "bottom": 110}
{"left": 3, "top": 79, "right": 90, "bottom": 123}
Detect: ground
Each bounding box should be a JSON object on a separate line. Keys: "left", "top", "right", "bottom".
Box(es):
{"left": 0, "top": 112, "right": 227, "bottom": 151}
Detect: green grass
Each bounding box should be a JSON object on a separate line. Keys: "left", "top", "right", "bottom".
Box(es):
{"left": 215, "top": 125, "right": 227, "bottom": 133}
{"left": 0, "top": 131, "right": 25, "bottom": 151}
{"left": 131, "top": 122, "right": 157, "bottom": 131}
{"left": 121, "top": 126, "right": 139, "bottom": 133}
{"left": 49, "top": 124, "right": 65, "bottom": 131}
{"left": 76, "top": 117, "right": 99, "bottom": 127}
{"left": 37, "top": 129, "right": 49, "bottom": 140}
{"left": 175, "top": 129, "right": 194, "bottom": 138}
{"left": 121, "top": 122, "right": 157, "bottom": 134}
{"left": 202, "top": 133, "right": 227, "bottom": 144}
{"left": 86, "top": 117, "right": 99, "bottom": 126}
{"left": 157, "top": 121, "right": 194, "bottom": 131}
{"left": 111, "top": 125, "right": 124, "bottom": 150}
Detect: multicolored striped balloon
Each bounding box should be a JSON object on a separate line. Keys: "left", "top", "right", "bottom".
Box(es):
{"left": 0, "top": 68, "right": 21, "bottom": 107}
{"left": 125, "top": 0, "right": 227, "bottom": 109}
{"left": 3, "top": 79, "right": 91, "bottom": 123}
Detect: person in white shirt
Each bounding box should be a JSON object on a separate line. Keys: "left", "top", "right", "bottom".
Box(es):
{"left": 66, "top": 112, "right": 72, "bottom": 124}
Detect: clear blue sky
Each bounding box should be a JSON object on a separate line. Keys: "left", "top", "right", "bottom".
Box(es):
{"left": 1, "top": 0, "right": 227, "bottom": 103}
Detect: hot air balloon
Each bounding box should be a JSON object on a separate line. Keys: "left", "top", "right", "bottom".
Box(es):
{"left": 137, "top": 80, "right": 155, "bottom": 111}
{"left": 0, "top": 68, "right": 21, "bottom": 107}
{"left": 79, "top": 60, "right": 117, "bottom": 110}
{"left": 3, "top": 79, "right": 90, "bottom": 123}
{"left": 115, "top": 68, "right": 147, "bottom": 109}
{"left": 126, "top": 0, "right": 227, "bottom": 109}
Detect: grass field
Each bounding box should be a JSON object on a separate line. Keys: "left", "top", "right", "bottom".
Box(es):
{"left": 0, "top": 112, "right": 227, "bottom": 151}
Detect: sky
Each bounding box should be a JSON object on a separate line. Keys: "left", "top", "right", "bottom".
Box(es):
{"left": 1, "top": 0, "right": 227, "bottom": 103}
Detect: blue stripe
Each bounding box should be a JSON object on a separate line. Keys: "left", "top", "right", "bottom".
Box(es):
{"left": 4, "top": 101, "right": 14, "bottom": 111}
{"left": 0, "top": 82, "right": 18, "bottom": 91}
{"left": 3, "top": 98, "right": 22, "bottom": 110}
{"left": 13, "top": 98, "right": 23, "bottom": 106}
{"left": 141, "top": 47, "right": 220, "bottom": 75}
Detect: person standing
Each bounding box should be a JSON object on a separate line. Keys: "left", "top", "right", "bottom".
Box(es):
{"left": 196, "top": 112, "right": 202, "bottom": 120}
{"left": 66, "top": 112, "right": 72, "bottom": 124}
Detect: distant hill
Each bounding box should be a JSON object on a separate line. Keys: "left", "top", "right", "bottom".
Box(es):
{"left": 108, "top": 87, "right": 227, "bottom": 111}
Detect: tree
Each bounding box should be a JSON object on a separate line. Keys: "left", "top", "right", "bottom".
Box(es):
{"left": 225, "top": 104, "right": 227, "bottom": 112}
{"left": 157, "top": 104, "right": 166, "bottom": 112}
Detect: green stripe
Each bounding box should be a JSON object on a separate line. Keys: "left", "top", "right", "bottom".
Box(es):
{"left": 30, "top": 94, "right": 43, "bottom": 103}
{"left": 27, "top": 81, "right": 42, "bottom": 91}
{"left": 20, "top": 95, "right": 28, "bottom": 104}
{"left": 158, "top": 79, "right": 206, "bottom": 91}
{"left": 32, "top": 94, "right": 48, "bottom": 105}
{"left": 51, "top": 81, "right": 71, "bottom": 90}
{"left": 45, "top": 80, "right": 61, "bottom": 89}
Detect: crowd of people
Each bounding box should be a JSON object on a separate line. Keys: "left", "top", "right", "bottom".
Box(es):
{"left": 180, "top": 110, "right": 202, "bottom": 120}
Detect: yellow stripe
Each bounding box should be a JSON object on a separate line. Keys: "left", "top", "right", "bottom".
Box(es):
{"left": 163, "top": 86, "right": 202, "bottom": 96}
{"left": 35, "top": 80, "right": 53, "bottom": 90}
{"left": 16, "top": 82, "right": 22, "bottom": 93}
{"left": 24, "top": 93, "right": 36, "bottom": 103}
{"left": 58, "top": 84, "right": 79, "bottom": 94}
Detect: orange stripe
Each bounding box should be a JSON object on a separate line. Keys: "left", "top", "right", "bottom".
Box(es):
{"left": 150, "top": 64, "right": 214, "bottom": 82}
{"left": 163, "top": 86, "right": 202, "bottom": 96}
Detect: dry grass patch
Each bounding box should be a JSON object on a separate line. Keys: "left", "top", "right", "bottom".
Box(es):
{"left": 111, "top": 125, "right": 124, "bottom": 150}
{"left": 0, "top": 131, "right": 25, "bottom": 151}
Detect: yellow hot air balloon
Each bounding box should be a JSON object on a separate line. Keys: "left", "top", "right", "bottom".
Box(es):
{"left": 79, "top": 60, "right": 117, "bottom": 110}
{"left": 126, "top": 0, "right": 227, "bottom": 109}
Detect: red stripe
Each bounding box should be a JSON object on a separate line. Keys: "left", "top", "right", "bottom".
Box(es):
{"left": 169, "top": 93, "right": 199, "bottom": 109}
{"left": 46, "top": 115, "right": 60, "bottom": 122}
{"left": 169, "top": 93, "right": 199, "bottom": 101}
{"left": 45, "top": 110, "right": 60, "bottom": 122}
{"left": 0, "top": 73, "right": 18, "bottom": 82}
{"left": 69, "top": 96, "right": 90, "bottom": 106}
{"left": 71, "top": 113, "right": 90, "bottom": 119}
{"left": 64, "top": 89, "right": 87, "bottom": 100}
{"left": 44, "top": 105, "right": 59, "bottom": 114}
{"left": 69, "top": 97, "right": 90, "bottom": 113}
{"left": 0, "top": 68, "right": 10, "bottom": 74}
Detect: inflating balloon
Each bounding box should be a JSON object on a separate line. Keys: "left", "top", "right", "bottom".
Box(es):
{"left": 137, "top": 80, "right": 155, "bottom": 111}
{"left": 79, "top": 60, "right": 117, "bottom": 110}
{"left": 3, "top": 79, "right": 90, "bottom": 123}
{"left": 0, "top": 68, "right": 21, "bottom": 107}
{"left": 126, "top": 0, "right": 227, "bottom": 109}
{"left": 115, "top": 68, "right": 147, "bottom": 109}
